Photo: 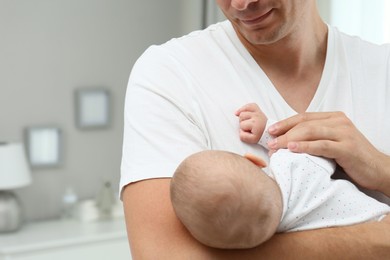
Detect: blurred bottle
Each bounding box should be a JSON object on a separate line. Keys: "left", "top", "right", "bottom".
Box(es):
{"left": 61, "top": 187, "right": 78, "bottom": 219}
{"left": 96, "top": 181, "right": 115, "bottom": 220}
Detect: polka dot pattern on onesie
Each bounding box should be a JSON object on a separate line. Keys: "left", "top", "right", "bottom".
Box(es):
{"left": 269, "top": 149, "right": 390, "bottom": 232}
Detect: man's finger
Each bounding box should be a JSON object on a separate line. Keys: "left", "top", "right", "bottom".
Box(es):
{"left": 268, "top": 112, "right": 335, "bottom": 135}
{"left": 268, "top": 125, "right": 340, "bottom": 149}
{"left": 286, "top": 140, "right": 340, "bottom": 159}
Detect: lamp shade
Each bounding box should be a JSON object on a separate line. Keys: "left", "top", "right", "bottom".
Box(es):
{"left": 0, "top": 143, "right": 32, "bottom": 190}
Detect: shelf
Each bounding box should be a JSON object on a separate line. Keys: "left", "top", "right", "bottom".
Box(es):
{"left": 0, "top": 218, "right": 131, "bottom": 259}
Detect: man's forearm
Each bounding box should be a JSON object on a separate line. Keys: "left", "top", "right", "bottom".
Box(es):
{"left": 123, "top": 179, "right": 390, "bottom": 260}
{"left": 376, "top": 152, "right": 390, "bottom": 197}
{"left": 250, "top": 216, "right": 390, "bottom": 260}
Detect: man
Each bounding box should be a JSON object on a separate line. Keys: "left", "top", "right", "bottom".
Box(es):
{"left": 121, "top": 0, "right": 390, "bottom": 258}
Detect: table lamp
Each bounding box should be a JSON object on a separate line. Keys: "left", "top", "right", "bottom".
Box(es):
{"left": 0, "top": 142, "right": 32, "bottom": 233}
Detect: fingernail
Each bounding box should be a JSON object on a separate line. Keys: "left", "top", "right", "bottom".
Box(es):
{"left": 268, "top": 124, "right": 278, "bottom": 134}
{"left": 268, "top": 139, "right": 277, "bottom": 149}
{"left": 288, "top": 142, "right": 298, "bottom": 151}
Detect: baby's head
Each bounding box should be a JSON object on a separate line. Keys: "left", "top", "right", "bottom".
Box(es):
{"left": 170, "top": 150, "right": 282, "bottom": 249}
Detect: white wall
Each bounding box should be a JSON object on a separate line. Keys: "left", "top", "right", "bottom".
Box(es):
{"left": 316, "top": 0, "right": 331, "bottom": 23}
{"left": 319, "top": 0, "right": 390, "bottom": 44}
{"left": 180, "top": 0, "right": 225, "bottom": 33}
{"left": 180, "top": 1, "right": 203, "bottom": 34}
{"left": 0, "top": 0, "right": 184, "bottom": 221}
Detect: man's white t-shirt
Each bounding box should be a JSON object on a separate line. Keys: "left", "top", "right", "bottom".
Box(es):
{"left": 120, "top": 20, "right": 390, "bottom": 205}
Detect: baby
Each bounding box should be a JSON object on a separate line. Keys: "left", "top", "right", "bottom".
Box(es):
{"left": 170, "top": 103, "right": 390, "bottom": 249}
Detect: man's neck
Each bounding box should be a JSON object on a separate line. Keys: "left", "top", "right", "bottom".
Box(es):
{"left": 238, "top": 16, "right": 328, "bottom": 78}
{"left": 235, "top": 11, "right": 328, "bottom": 113}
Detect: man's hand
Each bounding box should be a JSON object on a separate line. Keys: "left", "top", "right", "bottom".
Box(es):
{"left": 267, "top": 111, "right": 390, "bottom": 195}
{"left": 235, "top": 103, "right": 267, "bottom": 144}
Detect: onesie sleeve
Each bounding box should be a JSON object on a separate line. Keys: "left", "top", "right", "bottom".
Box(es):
{"left": 258, "top": 119, "right": 277, "bottom": 149}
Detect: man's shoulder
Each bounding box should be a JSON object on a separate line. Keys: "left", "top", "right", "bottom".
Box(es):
{"left": 132, "top": 20, "right": 240, "bottom": 78}
{"left": 331, "top": 26, "right": 390, "bottom": 61}
{"left": 141, "top": 20, "right": 233, "bottom": 59}
{"left": 165, "top": 20, "right": 232, "bottom": 46}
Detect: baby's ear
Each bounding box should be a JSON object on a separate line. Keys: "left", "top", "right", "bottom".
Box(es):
{"left": 244, "top": 153, "right": 267, "bottom": 168}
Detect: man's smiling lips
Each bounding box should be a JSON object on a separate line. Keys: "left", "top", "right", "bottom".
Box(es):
{"left": 240, "top": 9, "right": 274, "bottom": 26}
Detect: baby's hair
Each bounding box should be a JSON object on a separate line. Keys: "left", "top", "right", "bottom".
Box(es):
{"left": 171, "top": 151, "right": 256, "bottom": 219}
{"left": 170, "top": 150, "right": 282, "bottom": 249}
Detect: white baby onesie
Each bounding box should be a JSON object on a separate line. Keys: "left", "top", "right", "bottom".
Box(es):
{"left": 259, "top": 120, "right": 390, "bottom": 232}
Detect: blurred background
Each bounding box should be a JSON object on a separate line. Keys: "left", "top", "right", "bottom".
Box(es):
{"left": 0, "top": 0, "right": 389, "bottom": 258}
{"left": 1, "top": 0, "right": 389, "bottom": 223}
{"left": 1, "top": 0, "right": 204, "bottom": 222}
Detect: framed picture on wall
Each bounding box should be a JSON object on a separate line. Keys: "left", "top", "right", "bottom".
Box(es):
{"left": 75, "top": 88, "right": 110, "bottom": 129}
{"left": 25, "top": 127, "right": 62, "bottom": 167}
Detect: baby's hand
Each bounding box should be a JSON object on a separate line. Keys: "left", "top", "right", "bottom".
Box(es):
{"left": 235, "top": 103, "right": 267, "bottom": 144}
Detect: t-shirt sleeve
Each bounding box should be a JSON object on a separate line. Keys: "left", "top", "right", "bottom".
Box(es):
{"left": 119, "top": 46, "right": 209, "bottom": 197}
